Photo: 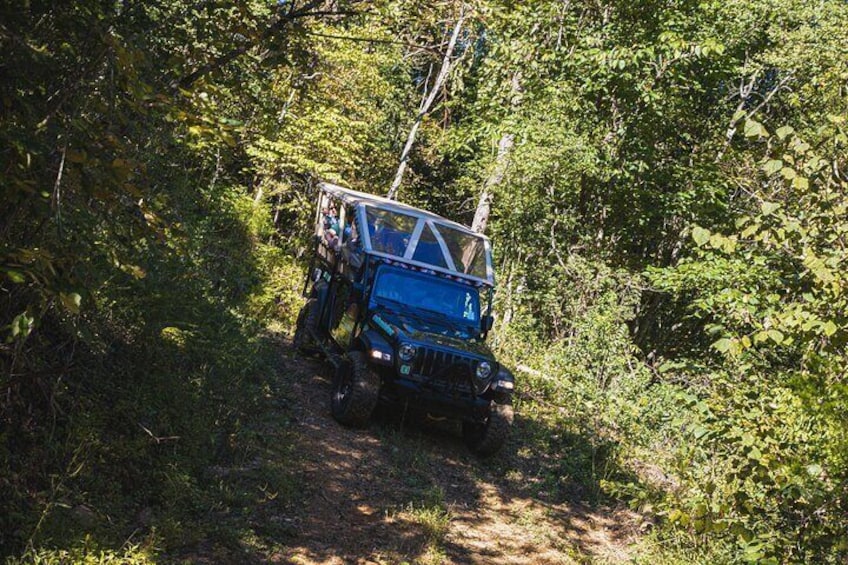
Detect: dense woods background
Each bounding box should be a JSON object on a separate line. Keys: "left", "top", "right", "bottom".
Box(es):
{"left": 2, "top": 0, "right": 847, "bottom": 562}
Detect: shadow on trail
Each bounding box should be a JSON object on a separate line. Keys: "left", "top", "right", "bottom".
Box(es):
{"left": 274, "top": 355, "right": 476, "bottom": 564}
{"left": 274, "top": 351, "right": 642, "bottom": 565}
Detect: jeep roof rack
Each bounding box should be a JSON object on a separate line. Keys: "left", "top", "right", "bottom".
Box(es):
{"left": 318, "top": 182, "right": 495, "bottom": 286}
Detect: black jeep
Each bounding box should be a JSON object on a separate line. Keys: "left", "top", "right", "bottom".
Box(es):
{"left": 293, "top": 182, "right": 515, "bottom": 455}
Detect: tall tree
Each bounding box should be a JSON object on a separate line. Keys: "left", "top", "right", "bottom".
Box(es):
{"left": 471, "top": 71, "right": 521, "bottom": 233}
{"left": 386, "top": 4, "right": 467, "bottom": 200}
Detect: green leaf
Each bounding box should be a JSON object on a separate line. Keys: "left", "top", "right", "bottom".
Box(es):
{"left": 823, "top": 321, "right": 838, "bottom": 337}
{"left": 692, "top": 226, "right": 711, "bottom": 247}
{"left": 708, "top": 233, "right": 726, "bottom": 249}
{"left": 742, "top": 541, "right": 765, "bottom": 561}
{"left": 712, "top": 338, "right": 732, "bottom": 353}
{"left": 741, "top": 222, "right": 760, "bottom": 238}
{"left": 9, "top": 313, "right": 34, "bottom": 341}
{"left": 792, "top": 139, "right": 811, "bottom": 154}
{"left": 760, "top": 201, "right": 780, "bottom": 216}
{"left": 766, "top": 329, "right": 784, "bottom": 344}
{"left": 776, "top": 125, "right": 794, "bottom": 140}
{"left": 792, "top": 176, "right": 809, "bottom": 190}
{"left": 4, "top": 270, "right": 26, "bottom": 283}
{"left": 60, "top": 292, "right": 82, "bottom": 314}
{"left": 744, "top": 119, "right": 767, "bottom": 138}
{"left": 762, "top": 159, "right": 783, "bottom": 175}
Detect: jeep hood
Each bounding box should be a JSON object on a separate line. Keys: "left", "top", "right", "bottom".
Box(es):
{"left": 372, "top": 310, "right": 493, "bottom": 359}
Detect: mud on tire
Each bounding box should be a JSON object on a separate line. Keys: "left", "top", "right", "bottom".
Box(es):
{"left": 463, "top": 398, "right": 514, "bottom": 456}
{"left": 331, "top": 351, "right": 380, "bottom": 428}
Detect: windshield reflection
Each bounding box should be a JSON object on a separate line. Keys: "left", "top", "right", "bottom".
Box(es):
{"left": 371, "top": 266, "right": 480, "bottom": 323}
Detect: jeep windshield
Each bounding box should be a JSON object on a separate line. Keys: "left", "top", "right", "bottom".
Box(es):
{"left": 371, "top": 265, "right": 480, "bottom": 325}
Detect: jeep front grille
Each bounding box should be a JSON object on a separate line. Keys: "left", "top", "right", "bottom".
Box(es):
{"left": 411, "top": 348, "right": 475, "bottom": 395}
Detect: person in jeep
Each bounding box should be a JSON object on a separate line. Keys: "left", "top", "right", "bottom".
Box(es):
{"left": 293, "top": 182, "right": 515, "bottom": 456}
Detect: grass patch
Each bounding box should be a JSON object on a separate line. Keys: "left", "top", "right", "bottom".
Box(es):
{"left": 389, "top": 486, "right": 452, "bottom": 564}
{"left": 8, "top": 536, "right": 157, "bottom": 565}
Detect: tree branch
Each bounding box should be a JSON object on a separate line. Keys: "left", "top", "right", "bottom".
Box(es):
{"left": 173, "top": 1, "right": 365, "bottom": 90}
{"left": 302, "top": 30, "right": 440, "bottom": 54}
{"left": 715, "top": 72, "right": 793, "bottom": 162}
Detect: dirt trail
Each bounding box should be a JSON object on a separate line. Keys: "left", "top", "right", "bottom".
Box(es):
{"left": 275, "top": 349, "right": 643, "bottom": 565}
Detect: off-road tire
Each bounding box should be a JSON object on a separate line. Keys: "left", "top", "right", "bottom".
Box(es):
{"left": 463, "top": 398, "right": 514, "bottom": 456}
{"left": 292, "top": 299, "right": 319, "bottom": 354}
{"left": 331, "top": 351, "right": 380, "bottom": 428}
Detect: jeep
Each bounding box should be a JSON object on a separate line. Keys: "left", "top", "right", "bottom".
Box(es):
{"left": 293, "top": 182, "right": 515, "bottom": 455}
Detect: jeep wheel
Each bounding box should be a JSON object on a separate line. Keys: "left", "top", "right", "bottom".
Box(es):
{"left": 292, "top": 299, "right": 319, "bottom": 354}
{"left": 463, "top": 398, "right": 514, "bottom": 456}
{"left": 331, "top": 351, "right": 380, "bottom": 427}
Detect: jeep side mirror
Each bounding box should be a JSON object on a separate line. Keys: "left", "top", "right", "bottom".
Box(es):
{"left": 482, "top": 315, "right": 494, "bottom": 332}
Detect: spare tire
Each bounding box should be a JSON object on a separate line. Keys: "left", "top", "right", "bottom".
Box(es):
{"left": 292, "top": 298, "right": 319, "bottom": 354}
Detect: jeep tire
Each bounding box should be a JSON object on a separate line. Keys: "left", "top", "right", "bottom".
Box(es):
{"left": 463, "top": 398, "right": 513, "bottom": 456}
{"left": 292, "top": 298, "right": 319, "bottom": 354}
{"left": 331, "top": 351, "right": 379, "bottom": 428}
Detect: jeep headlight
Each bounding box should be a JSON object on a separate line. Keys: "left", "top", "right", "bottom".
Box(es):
{"left": 398, "top": 342, "right": 417, "bottom": 362}
{"left": 476, "top": 361, "right": 492, "bottom": 380}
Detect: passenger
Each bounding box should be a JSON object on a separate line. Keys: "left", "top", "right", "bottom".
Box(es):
{"left": 322, "top": 204, "right": 340, "bottom": 234}
{"left": 320, "top": 206, "right": 329, "bottom": 231}
{"left": 344, "top": 222, "right": 361, "bottom": 246}
{"left": 324, "top": 228, "right": 341, "bottom": 251}
{"left": 327, "top": 204, "right": 340, "bottom": 234}
{"left": 342, "top": 223, "right": 363, "bottom": 269}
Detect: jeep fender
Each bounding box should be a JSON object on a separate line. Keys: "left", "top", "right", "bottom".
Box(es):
{"left": 490, "top": 366, "right": 515, "bottom": 399}
{"left": 355, "top": 329, "right": 393, "bottom": 367}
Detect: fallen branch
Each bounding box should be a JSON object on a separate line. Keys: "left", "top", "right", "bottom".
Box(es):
{"left": 139, "top": 423, "right": 180, "bottom": 444}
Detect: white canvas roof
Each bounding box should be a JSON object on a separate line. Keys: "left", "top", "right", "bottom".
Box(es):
{"left": 319, "top": 182, "right": 495, "bottom": 286}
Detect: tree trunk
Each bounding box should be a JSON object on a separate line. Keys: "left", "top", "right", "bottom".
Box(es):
{"left": 471, "top": 132, "right": 513, "bottom": 233}
{"left": 471, "top": 72, "right": 522, "bottom": 233}
{"left": 387, "top": 6, "right": 467, "bottom": 200}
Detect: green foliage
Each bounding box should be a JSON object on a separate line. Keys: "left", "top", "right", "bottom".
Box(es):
{"left": 0, "top": 0, "right": 317, "bottom": 558}
{"left": 492, "top": 256, "right": 665, "bottom": 503}
{"left": 9, "top": 537, "right": 155, "bottom": 565}
{"left": 648, "top": 124, "right": 848, "bottom": 562}
{"left": 456, "top": 1, "right": 848, "bottom": 562}
{"left": 3, "top": 0, "right": 848, "bottom": 562}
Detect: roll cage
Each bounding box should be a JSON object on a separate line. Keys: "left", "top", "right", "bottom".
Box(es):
{"left": 313, "top": 182, "right": 495, "bottom": 288}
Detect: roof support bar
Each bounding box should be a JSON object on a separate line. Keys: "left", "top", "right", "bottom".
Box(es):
{"left": 428, "top": 221, "right": 457, "bottom": 272}
{"left": 403, "top": 219, "right": 427, "bottom": 261}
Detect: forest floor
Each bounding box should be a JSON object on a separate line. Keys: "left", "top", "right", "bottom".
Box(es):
{"left": 182, "top": 338, "right": 645, "bottom": 564}
{"left": 277, "top": 338, "right": 648, "bottom": 565}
